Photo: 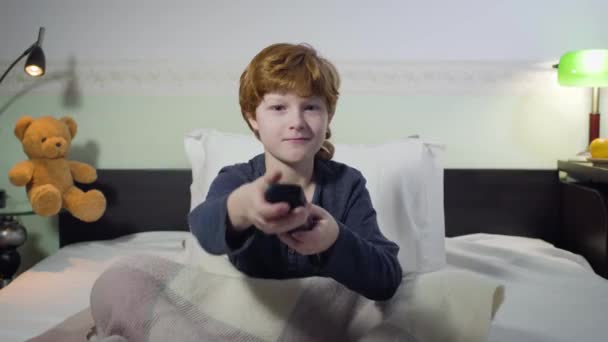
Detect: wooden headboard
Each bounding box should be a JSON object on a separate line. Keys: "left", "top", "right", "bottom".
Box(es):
{"left": 59, "top": 169, "right": 560, "bottom": 247}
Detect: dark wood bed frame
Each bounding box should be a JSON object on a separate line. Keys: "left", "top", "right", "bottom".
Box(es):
{"left": 59, "top": 169, "right": 561, "bottom": 247}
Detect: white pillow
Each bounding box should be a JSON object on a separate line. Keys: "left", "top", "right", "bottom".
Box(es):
{"left": 334, "top": 138, "right": 446, "bottom": 273}
{"left": 184, "top": 129, "right": 263, "bottom": 212}
{"left": 184, "top": 129, "right": 446, "bottom": 273}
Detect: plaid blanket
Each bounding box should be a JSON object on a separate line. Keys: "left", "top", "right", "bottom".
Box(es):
{"left": 28, "top": 254, "right": 504, "bottom": 342}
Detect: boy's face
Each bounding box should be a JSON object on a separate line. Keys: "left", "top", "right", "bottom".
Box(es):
{"left": 248, "top": 91, "right": 331, "bottom": 165}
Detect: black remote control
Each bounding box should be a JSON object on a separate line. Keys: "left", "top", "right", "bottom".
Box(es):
{"left": 264, "top": 184, "right": 314, "bottom": 232}
{"left": 264, "top": 184, "right": 306, "bottom": 210}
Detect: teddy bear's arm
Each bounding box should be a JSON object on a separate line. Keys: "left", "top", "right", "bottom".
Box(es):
{"left": 8, "top": 160, "right": 35, "bottom": 186}
{"left": 69, "top": 161, "right": 98, "bottom": 184}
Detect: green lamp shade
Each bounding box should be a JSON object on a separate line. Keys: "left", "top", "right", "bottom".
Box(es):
{"left": 558, "top": 49, "right": 608, "bottom": 87}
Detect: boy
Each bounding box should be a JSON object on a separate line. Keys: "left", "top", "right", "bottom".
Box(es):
{"left": 189, "top": 43, "right": 402, "bottom": 301}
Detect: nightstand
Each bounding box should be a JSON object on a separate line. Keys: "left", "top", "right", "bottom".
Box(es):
{"left": 0, "top": 200, "right": 33, "bottom": 288}
{"left": 558, "top": 160, "right": 608, "bottom": 279}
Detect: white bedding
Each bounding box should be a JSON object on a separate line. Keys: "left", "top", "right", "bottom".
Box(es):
{"left": 0, "top": 232, "right": 606, "bottom": 342}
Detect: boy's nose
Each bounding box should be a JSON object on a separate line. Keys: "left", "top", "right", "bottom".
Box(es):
{"left": 288, "top": 111, "right": 306, "bottom": 128}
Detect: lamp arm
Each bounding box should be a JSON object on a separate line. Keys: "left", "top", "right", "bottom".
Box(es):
{"left": 0, "top": 43, "right": 37, "bottom": 84}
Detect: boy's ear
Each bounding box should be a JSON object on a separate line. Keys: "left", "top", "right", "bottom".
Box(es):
{"left": 246, "top": 112, "right": 259, "bottom": 131}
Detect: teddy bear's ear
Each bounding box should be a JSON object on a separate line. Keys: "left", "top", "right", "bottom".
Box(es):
{"left": 60, "top": 116, "right": 78, "bottom": 138}
{"left": 14, "top": 116, "right": 34, "bottom": 141}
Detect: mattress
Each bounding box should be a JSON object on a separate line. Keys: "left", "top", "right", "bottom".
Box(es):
{"left": 0, "top": 231, "right": 606, "bottom": 342}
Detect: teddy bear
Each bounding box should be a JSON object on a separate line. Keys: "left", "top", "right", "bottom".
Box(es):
{"left": 8, "top": 115, "right": 106, "bottom": 222}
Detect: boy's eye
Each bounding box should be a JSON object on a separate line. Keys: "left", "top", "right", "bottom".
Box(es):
{"left": 304, "top": 105, "right": 319, "bottom": 111}
{"left": 270, "top": 105, "right": 286, "bottom": 111}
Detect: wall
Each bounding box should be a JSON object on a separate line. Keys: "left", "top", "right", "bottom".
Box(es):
{"left": 1, "top": 0, "right": 607, "bottom": 272}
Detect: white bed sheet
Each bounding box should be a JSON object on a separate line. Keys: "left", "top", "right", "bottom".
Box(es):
{"left": 0, "top": 231, "right": 606, "bottom": 342}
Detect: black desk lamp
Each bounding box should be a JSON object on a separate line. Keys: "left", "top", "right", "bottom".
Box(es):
{"left": 0, "top": 28, "right": 46, "bottom": 286}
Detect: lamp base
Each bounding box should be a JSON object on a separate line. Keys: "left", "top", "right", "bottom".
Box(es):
{"left": 589, "top": 113, "right": 600, "bottom": 145}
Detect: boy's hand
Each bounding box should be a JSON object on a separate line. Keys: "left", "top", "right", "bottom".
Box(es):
{"left": 278, "top": 204, "right": 339, "bottom": 255}
{"left": 227, "top": 170, "right": 310, "bottom": 235}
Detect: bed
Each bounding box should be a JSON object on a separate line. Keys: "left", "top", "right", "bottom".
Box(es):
{"left": 1, "top": 165, "right": 607, "bottom": 341}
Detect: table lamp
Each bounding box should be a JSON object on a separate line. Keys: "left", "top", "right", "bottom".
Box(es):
{"left": 557, "top": 49, "right": 608, "bottom": 145}
{"left": 0, "top": 27, "right": 46, "bottom": 285}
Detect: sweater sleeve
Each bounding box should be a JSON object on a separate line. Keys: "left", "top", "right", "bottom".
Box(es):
{"left": 187, "top": 168, "right": 256, "bottom": 256}
{"left": 319, "top": 175, "right": 403, "bottom": 301}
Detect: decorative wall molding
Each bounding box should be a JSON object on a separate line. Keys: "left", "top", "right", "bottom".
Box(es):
{"left": 0, "top": 59, "right": 562, "bottom": 97}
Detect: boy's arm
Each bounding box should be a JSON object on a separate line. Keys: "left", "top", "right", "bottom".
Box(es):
{"left": 188, "top": 168, "right": 256, "bottom": 256}
{"left": 317, "top": 176, "right": 403, "bottom": 301}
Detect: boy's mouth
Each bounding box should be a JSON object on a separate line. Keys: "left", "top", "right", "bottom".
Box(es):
{"left": 283, "top": 136, "right": 311, "bottom": 141}
{"left": 283, "top": 138, "right": 311, "bottom": 144}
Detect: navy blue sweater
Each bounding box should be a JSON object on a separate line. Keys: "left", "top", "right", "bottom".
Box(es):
{"left": 188, "top": 154, "right": 402, "bottom": 301}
